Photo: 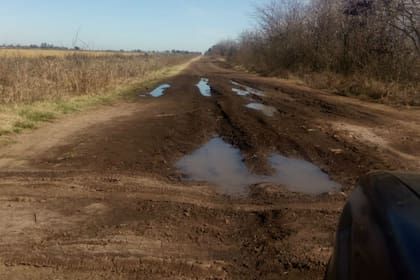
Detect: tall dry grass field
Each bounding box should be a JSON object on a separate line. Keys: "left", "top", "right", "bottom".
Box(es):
{"left": 0, "top": 51, "right": 198, "bottom": 135}
{"left": 0, "top": 48, "right": 146, "bottom": 57}
{"left": 0, "top": 52, "right": 196, "bottom": 104}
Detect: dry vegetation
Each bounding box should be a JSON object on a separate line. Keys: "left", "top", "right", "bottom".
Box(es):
{"left": 0, "top": 48, "right": 146, "bottom": 58}
{"left": 0, "top": 52, "right": 195, "bottom": 103}
{"left": 209, "top": 0, "right": 420, "bottom": 105}
{"left": 0, "top": 51, "right": 198, "bottom": 135}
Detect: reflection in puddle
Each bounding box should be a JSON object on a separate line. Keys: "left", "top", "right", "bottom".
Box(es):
{"left": 245, "top": 103, "right": 277, "bottom": 117}
{"left": 149, "top": 84, "right": 171, "bottom": 97}
{"left": 196, "top": 78, "right": 211, "bottom": 97}
{"left": 232, "top": 88, "right": 250, "bottom": 96}
{"left": 176, "top": 137, "right": 340, "bottom": 195}
{"left": 176, "top": 137, "right": 257, "bottom": 194}
{"left": 231, "top": 81, "right": 265, "bottom": 97}
{"left": 268, "top": 154, "right": 341, "bottom": 195}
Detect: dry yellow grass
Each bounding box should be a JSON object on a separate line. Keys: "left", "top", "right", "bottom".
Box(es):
{"left": 0, "top": 53, "right": 196, "bottom": 103}
{"left": 298, "top": 71, "right": 420, "bottom": 106}
{"left": 0, "top": 48, "right": 145, "bottom": 58}
{"left": 0, "top": 53, "right": 199, "bottom": 136}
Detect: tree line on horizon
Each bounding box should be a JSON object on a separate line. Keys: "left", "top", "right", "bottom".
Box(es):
{"left": 0, "top": 43, "right": 201, "bottom": 55}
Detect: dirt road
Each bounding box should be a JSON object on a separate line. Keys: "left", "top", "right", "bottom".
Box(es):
{"left": 0, "top": 56, "right": 419, "bottom": 279}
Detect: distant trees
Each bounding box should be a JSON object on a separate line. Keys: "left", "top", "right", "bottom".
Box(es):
{"left": 206, "top": 39, "right": 238, "bottom": 57}
{"left": 40, "top": 42, "right": 54, "bottom": 49}
{"left": 208, "top": 0, "right": 419, "bottom": 82}
{"left": 0, "top": 43, "right": 70, "bottom": 50}
{"left": 0, "top": 44, "right": 202, "bottom": 55}
{"left": 170, "top": 49, "right": 202, "bottom": 55}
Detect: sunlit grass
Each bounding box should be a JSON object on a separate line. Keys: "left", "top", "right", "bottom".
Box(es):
{"left": 0, "top": 55, "right": 198, "bottom": 136}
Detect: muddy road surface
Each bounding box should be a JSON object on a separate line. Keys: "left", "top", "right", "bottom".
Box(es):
{"left": 0, "top": 57, "right": 419, "bottom": 279}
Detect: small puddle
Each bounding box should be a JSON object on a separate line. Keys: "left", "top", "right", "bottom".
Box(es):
{"left": 245, "top": 103, "right": 277, "bottom": 117}
{"left": 231, "top": 81, "right": 265, "bottom": 97}
{"left": 149, "top": 84, "right": 171, "bottom": 97}
{"left": 176, "top": 136, "right": 340, "bottom": 195}
{"left": 196, "top": 78, "right": 211, "bottom": 97}
{"left": 232, "top": 88, "right": 250, "bottom": 96}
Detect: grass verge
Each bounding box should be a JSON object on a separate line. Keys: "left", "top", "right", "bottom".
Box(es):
{"left": 297, "top": 71, "right": 420, "bottom": 106}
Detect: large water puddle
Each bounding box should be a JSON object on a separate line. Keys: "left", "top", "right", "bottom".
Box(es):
{"left": 176, "top": 136, "right": 340, "bottom": 195}
{"left": 245, "top": 103, "right": 277, "bottom": 117}
{"left": 196, "top": 78, "right": 211, "bottom": 97}
{"left": 149, "top": 84, "right": 171, "bottom": 97}
{"left": 231, "top": 81, "right": 265, "bottom": 97}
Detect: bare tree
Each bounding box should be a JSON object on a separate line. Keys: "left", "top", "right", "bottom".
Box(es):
{"left": 208, "top": 0, "right": 419, "bottom": 82}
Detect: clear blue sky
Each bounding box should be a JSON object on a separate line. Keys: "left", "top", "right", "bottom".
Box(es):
{"left": 0, "top": 0, "right": 268, "bottom": 52}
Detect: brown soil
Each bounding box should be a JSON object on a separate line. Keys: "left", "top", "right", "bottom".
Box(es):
{"left": 0, "top": 56, "right": 419, "bottom": 279}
